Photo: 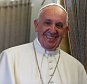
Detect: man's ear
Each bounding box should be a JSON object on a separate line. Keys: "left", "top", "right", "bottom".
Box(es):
{"left": 34, "top": 19, "right": 39, "bottom": 32}
{"left": 63, "top": 26, "right": 70, "bottom": 38}
{"left": 65, "top": 25, "right": 70, "bottom": 33}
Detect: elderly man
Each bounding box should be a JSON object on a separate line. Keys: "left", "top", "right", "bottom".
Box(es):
{"left": 0, "top": 3, "right": 87, "bottom": 84}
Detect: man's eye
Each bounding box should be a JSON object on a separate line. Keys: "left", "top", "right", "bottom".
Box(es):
{"left": 44, "top": 21, "right": 52, "bottom": 25}
{"left": 56, "top": 23, "right": 63, "bottom": 28}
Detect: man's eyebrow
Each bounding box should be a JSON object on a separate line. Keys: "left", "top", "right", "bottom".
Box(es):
{"left": 44, "top": 19, "right": 65, "bottom": 25}
{"left": 56, "top": 22, "right": 63, "bottom": 24}
{"left": 44, "top": 19, "right": 52, "bottom": 22}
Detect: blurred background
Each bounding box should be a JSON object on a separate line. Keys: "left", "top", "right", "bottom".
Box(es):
{"left": 0, "top": 0, "right": 87, "bottom": 71}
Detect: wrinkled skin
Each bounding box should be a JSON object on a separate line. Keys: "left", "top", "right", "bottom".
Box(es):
{"left": 34, "top": 6, "right": 69, "bottom": 51}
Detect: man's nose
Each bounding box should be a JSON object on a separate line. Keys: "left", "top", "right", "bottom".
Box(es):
{"left": 50, "top": 24, "right": 57, "bottom": 33}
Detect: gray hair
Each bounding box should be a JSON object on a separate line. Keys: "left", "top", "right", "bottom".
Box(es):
{"left": 37, "top": 3, "right": 68, "bottom": 26}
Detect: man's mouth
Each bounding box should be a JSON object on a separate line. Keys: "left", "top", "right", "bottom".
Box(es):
{"left": 46, "top": 34, "right": 56, "bottom": 39}
{"left": 44, "top": 32, "right": 59, "bottom": 40}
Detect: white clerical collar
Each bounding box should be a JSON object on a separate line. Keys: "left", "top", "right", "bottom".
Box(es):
{"left": 33, "top": 37, "right": 60, "bottom": 56}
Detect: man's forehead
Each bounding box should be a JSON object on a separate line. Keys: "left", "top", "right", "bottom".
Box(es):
{"left": 40, "top": 7, "right": 67, "bottom": 21}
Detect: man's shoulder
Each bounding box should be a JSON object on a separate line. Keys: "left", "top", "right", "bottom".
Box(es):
{"left": 60, "top": 49, "right": 84, "bottom": 67}
{"left": 3, "top": 42, "right": 33, "bottom": 55}
{"left": 60, "top": 49, "right": 76, "bottom": 60}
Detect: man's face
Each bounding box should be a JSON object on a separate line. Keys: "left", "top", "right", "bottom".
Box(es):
{"left": 34, "top": 6, "right": 68, "bottom": 51}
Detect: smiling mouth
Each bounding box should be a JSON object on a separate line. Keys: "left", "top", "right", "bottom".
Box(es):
{"left": 43, "top": 30, "right": 59, "bottom": 40}
{"left": 44, "top": 33, "right": 59, "bottom": 41}
{"left": 46, "top": 35, "right": 56, "bottom": 39}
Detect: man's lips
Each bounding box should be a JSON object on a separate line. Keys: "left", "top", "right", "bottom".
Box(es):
{"left": 44, "top": 32, "right": 59, "bottom": 39}
{"left": 46, "top": 35, "right": 55, "bottom": 39}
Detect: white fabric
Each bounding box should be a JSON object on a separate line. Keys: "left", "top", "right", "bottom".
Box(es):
{"left": 0, "top": 38, "right": 87, "bottom": 84}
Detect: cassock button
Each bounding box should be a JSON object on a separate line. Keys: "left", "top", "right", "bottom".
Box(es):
{"left": 49, "top": 81, "right": 54, "bottom": 83}
{"left": 49, "top": 67, "right": 53, "bottom": 70}
{"left": 49, "top": 67, "right": 54, "bottom": 76}
{"left": 49, "top": 60, "right": 52, "bottom": 63}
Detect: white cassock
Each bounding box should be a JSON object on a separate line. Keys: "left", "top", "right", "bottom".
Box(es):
{"left": 0, "top": 38, "right": 87, "bottom": 84}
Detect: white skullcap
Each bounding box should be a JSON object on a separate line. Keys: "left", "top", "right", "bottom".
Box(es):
{"left": 40, "top": 3, "right": 67, "bottom": 14}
